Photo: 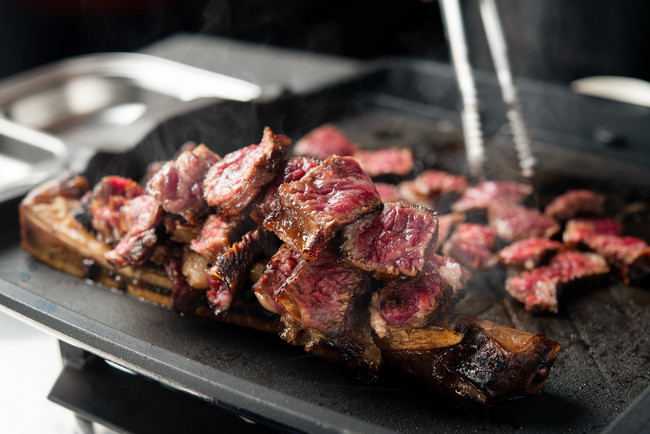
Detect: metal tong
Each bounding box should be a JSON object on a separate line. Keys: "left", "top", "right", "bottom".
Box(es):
{"left": 439, "top": 0, "right": 535, "bottom": 179}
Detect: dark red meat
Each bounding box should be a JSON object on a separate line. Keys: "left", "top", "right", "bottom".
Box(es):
{"left": 436, "top": 213, "right": 465, "bottom": 248}
{"left": 206, "top": 227, "right": 274, "bottom": 314}
{"left": 442, "top": 223, "right": 497, "bottom": 269}
{"left": 341, "top": 201, "right": 439, "bottom": 279}
{"left": 252, "top": 244, "right": 302, "bottom": 314}
{"left": 544, "top": 189, "right": 605, "bottom": 221}
{"left": 370, "top": 254, "right": 468, "bottom": 334}
{"left": 105, "top": 195, "right": 163, "bottom": 268}
{"left": 203, "top": 127, "right": 291, "bottom": 215}
{"left": 498, "top": 238, "right": 564, "bottom": 270}
{"left": 505, "top": 251, "right": 609, "bottom": 313}
{"left": 146, "top": 143, "right": 221, "bottom": 224}
{"left": 583, "top": 234, "right": 650, "bottom": 285}
{"left": 488, "top": 202, "right": 560, "bottom": 243}
{"left": 563, "top": 217, "right": 623, "bottom": 248}
{"left": 264, "top": 155, "right": 381, "bottom": 260}
{"left": 399, "top": 170, "right": 467, "bottom": 207}
{"left": 374, "top": 182, "right": 402, "bottom": 203}
{"left": 292, "top": 124, "right": 359, "bottom": 159}
{"left": 164, "top": 252, "right": 207, "bottom": 316}
{"left": 353, "top": 148, "right": 414, "bottom": 177}
{"left": 190, "top": 214, "right": 246, "bottom": 262}
{"left": 250, "top": 156, "right": 320, "bottom": 224}
{"left": 452, "top": 181, "right": 532, "bottom": 212}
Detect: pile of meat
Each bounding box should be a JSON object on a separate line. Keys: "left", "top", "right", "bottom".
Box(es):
{"left": 20, "top": 125, "right": 566, "bottom": 406}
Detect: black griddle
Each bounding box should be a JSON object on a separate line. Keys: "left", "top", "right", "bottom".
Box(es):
{"left": 1, "top": 59, "right": 650, "bottom": 433}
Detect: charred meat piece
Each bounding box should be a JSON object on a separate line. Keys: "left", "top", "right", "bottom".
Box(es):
{"left": 252, "top": 244, "right": 302, "bottom": 314}
{"left": 583, "top": 234, "right": 650, "bottom": 285}
{"left": 190, "top": 214, "right": 247, "bottom": 262}
{"left": 105, "top": 195, "right": 163, "bottom": 268}
{"left": 452, "top": 180, "right": 532, "bottom": 212}
{"left": 488, "top": 202, "right": 560, "bottom": 243}
{"left": 563, "top": 217, "right": 623, "bottom": 248}
{"left": 146, "top": 143, "right": 221, "bottom": 224}
{"left": 382, "top": 312, "right": 561, "bottom": 406}
{"left": 498, "top": 238, "right": 564, "bottom": 270}
{"left": 442, "top": 223, "right": 497, "bottom": 269}
{"left": 25, "top": 171, "right": 90, "bottom": 204}
{"left": 341, "top": 201, "right": 439, "bottom": 279}
{"left": 74, "top": 176, "right": 144, "bottom": 244}
{"left": 250, "top": 156, "right": 320, "bottom": 225}
{"left": 505, "top": 251, "right": 610, "bottom": 313}
{"left": 164, "top": 250, "right": 208, "bottom": 316}
{"left": 203, "top": 127, "right": 291, "bottom": 215}
{"left": 264, "top": 156, "right": 381, "bottom": 260}
{"left": 399, "top": 170, "right": 468, "bottom": 208}
{"left": 353, "top": 148, "right": 414, "bottom": 177}
{"left": 292, "top": 124, "right": 359, "bottom": 159}
{"left": 206, "top": 227, "right": 276, "bottom": 314}
{"left": 370, "top": 254, "right": 468, "bottom": 335}
{"left": 436, "top": 213, "right": 465, "bottom": 248}
{"left": 544, "top": 189, "right": 605, "bottom": 221}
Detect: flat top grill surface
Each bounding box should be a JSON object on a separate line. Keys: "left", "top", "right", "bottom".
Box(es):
{"left": 1, "top": 61, "right": 650, "bottom": 433}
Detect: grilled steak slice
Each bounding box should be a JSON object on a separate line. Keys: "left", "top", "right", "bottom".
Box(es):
{"left": 373, "top": 182, "right": 402, "bottom": 203}
{"left": 203, "top": 127, "right": 291, "bottom": 215}
{"left": 264, "top": 155, "right": 381, "bottom": 260}
{"left": 488, "top": 202, "right": 560, "bottom": 243}
{"left": 206, "top": 227, "right": 276, "bottom": 314}
{"left": 544, "top": 189, "right": 605, "bottom": 221}
{"left": 190, "top": 213, "right": 247, "bottom": 262}
{"left": 370, "top": 254, "right": 468, "bottom": 336}
{"left": 562, "top": 217, "right": 623, "bottom": 248}
{"left": 399, "top": 169, "right": 468, "bottom": 208}
{"left": 498, "top": 238, "right": 564, "bottom": 270}
{"left": 341, "top": 201, "right": 439, "bottom": 279}
{"left": 105, "top": 195, "right": 163, "bottom": 268}
{"left": 452, "top": 181, "right": 532, "bottom": 212}
{"left": 26, "top": 171, "right": 90, "bottom": 204}
{"left": 436, "top": 213, "right": 465, "bottom": 248}
{"left": 292, "top": 124, "right": 359, "bottom": 159}
{"left": 505, "top": 251, "right": 610, "bottom": 313}
{"left": 252, "top": 244, "right": 301, "bottom": 314}
{"left": 165, "top": 249, "right": 208, "bottom": 316}
{"left": 74, "top": 176, "right": 144, "bottom": 244}
{"left": 382, "top": 312, "right": 561, "bottom": 406}
{"left": 353, "top": 148, "right": 414, "bottom": 177}
{"left": 442, "top": 223, "right": 497, "bottom": 269}
{"left": 583, "top": 234, "right": 650, "bottom": 285}
{"left": 146, "top": 143, "right": 221, "bottom": 224}
{"left": 250, "top": 156, "right": 320, "bottom": 225}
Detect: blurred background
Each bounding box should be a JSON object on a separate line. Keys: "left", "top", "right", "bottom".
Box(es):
{"left": 1, "top": 0, "right": 650, "bottom": 84}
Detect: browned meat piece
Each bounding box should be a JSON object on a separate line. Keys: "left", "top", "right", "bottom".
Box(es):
{"left": 190, "top": 214, "right": 246, "bottom": 262}
{"left": 505, "top": 251, "right": 610, "bottom": 313}
{"left": 370, "top": 254, "right": 469, "bottom": 335}
{"left": 373, "top": 182, "right": 402, "bottom": 203}
{"left": 206, "top": 227, "right": 276, "bottom": 314}
{"left": 341, "top": 202, "right": 438, "bottom": 279}
{"left": 203, "top": 127, "right": 291, "bottom": 215}
{"left": 74, "top": 176, "right": 145, "bottom": 244}
{"left": 353, "top": 148, "right": 414, "bottom": 177}
{"left": 498, "top": 238, "right": 564, "bottom": 270}
{"left": 452, "top": 180, "right": 533, "bottom": 212}
{"left": 562, "top": 217, "right": 623, "bottom": 248}
{"left": 488, "top": 202, "right": 560, "bottom": 243}
{"left": 399, "top": 169, "right": 468, "bottom": 207}
{"left": 544, "top": 189, "right": 605, "bottom": 221}
{"left": 292, "top": 124, "right": 359, "bottom": 159}
{"left": 250, "top": 156, "right": 319, "bottom": 224}
{"left": 252, "top": 244, "right": 302, "bottom": 314}
{"left": 436, "top": 213, "right": 465, "bottom": 247}
{"left": 25, "top": 171, "right": 90, "bottom": 204}
{"left": 583, "top": 234, "right": 650, "bottom": 285}
{"left": 442, "top": 223, "right": 497, "bottom": 269}
{"left": 382, "top": 312, "right": 561, "bottom": 406}
{"left": 105, "top": 195, "right": 163, "bottom": 268}
{"left": 164, "top": 250, "right": 208, "bottom": 316}
{"left": 146, "top": 143, "right": 221, "bottom": 224}
{"left": 264, "top": 156, "right": 381, "bottom": 260}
